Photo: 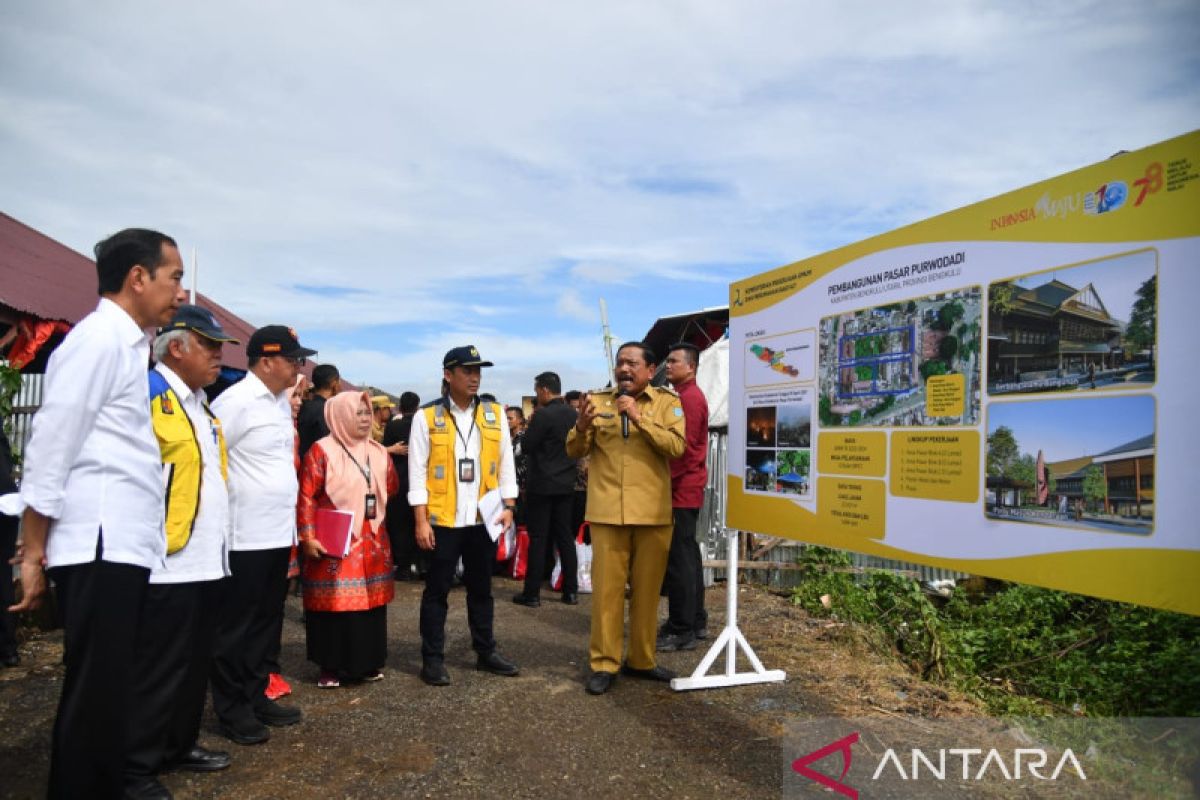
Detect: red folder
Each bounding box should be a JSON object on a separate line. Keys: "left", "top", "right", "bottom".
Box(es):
{"left": 315, "top": 508, "right": 354, "bottom": 558}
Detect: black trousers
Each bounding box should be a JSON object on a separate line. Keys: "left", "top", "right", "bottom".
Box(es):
{"left": 419, "top": 524, "right": 496, "bottom": 662}
{"left": 664, "top": 507, "right": 707, "bottom": 635}
{"left": 0, "top": 513, "right": 17, "bottom": 659}
{"left": 127, "top": 579, "right": 221, "bottom": 777}
{"left": 523, "top": 492, "right": 576, "bottom": 597}
{"left": 386, "top": 494, "right": 426, "bottom": 576}
{"left": 571, "top": 490, "right": 587, "bottom": 542}
{"left": 47, "top": 554, "right": 150, "bottom": 800}
{"left": 211, "top": 547, "right": 289, "bottom": 725}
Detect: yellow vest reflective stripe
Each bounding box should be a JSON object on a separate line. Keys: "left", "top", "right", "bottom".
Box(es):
{"left": 149, "top": 370, "right": 229, "bottom": 554}
{"left": 422, "top": 399, "right": 504, "bottom": 526}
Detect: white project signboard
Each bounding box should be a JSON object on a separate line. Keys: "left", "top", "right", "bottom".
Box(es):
{"left": 727, "top": 130, "right": 1200, "bottom": 616}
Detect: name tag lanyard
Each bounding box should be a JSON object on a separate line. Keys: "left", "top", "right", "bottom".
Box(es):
{"left": 338, "top": 441, "right": 378, "bottom": 520}
{"left": 453, "top": 405, "right": 478, "bottom": 483}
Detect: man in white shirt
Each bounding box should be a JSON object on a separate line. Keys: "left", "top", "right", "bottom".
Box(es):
{"left": 210, "top": 325, "right": 314, "bottom": 744}
{"left": 124, "top": 306, "right": 239, "bottom": 800}
{"left": 12, "top": 228, "right": 186, "bottom": 799}
{"left": 408, "top": 345, "right": 520, "bottom": 686}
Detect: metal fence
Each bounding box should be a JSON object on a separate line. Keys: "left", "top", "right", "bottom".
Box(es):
{"left": 699, "top": 430, "right": 965, "bottom": 589}
{"left": 5, "top": 370, "right": 43, "bottom": 470}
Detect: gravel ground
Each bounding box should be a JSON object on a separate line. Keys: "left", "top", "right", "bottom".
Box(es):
{"left": 0, "top": 578, "right": 984, "bottom": 799}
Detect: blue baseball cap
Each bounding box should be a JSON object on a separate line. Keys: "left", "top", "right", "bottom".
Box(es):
{"left": 159, "top": 304, "right": 240, "bottom": 343}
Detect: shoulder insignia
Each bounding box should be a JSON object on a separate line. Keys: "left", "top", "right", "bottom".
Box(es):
{"left": 147, "top": 369, "right": 170, "bottom": 402}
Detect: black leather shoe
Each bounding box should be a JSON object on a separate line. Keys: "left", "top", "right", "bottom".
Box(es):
{"left": 586, "top": 671, "right": 615, "bottom": 695}
{"left": 620, "top": 663, "right": 676, "bottom": 682}
{"left": 420, "top": 662, "right": 451, "bottom": 686}
{"left": 561, "top": 592, "right": 579, "bottom": 605}
{"left": 219, "top": 717, "right": 270, "bottom": 745}
{"left": 656, "top": 632, "right": 698, "bottom": 652}
{"left": 477, "top": 651, "right": 520, "bottom": 676}
{"left": 253, "top": 697, "right": 302, "bottom": 727}
{"left": 124, "top": 776, "right": 172, "bottom": 800}
{"left": 174, "top": 744, "right": 231, "bottom": 772}
{"left": 512, "top": 593, "right": 541, "bottom": 608}
{"left": 695, "top": 626, "right": 710, "bottom": 640}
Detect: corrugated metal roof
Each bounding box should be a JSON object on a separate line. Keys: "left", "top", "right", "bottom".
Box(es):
{"left": 1095, "top": 433, "right": 1154, "bottom": 458}
{"left": 1, "top": 211, "right": 258, "bottom": 371}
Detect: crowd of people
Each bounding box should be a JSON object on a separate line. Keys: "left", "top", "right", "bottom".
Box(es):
{"left": 2, "top": 227, "right": 711, "bottom": 799}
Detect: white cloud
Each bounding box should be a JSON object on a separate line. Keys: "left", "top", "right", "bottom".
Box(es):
{"left": 555, "top": 289, "right": 598, "bottom": 323}
{"left": 317, "top": 325, "right": 611, "bottom": 408}
{"left": 1, "top": 0, "right": 1197, "bottom": 387}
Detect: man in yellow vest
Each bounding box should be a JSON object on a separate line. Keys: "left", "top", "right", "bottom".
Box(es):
{"left": 125, "top": 305, "right": 238, "bottom": 799}
{"left": 408, "top": 345, "right": 520, "bottom": 686}
{"left": 567, "top": 342, "right": 686, "bottom": 695}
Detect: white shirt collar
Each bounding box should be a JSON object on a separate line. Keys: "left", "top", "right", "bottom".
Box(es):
{"left": 98, "top": 297, "right": 150, "bottom": 346}
{"left": 154, "top": 362, "right": 195, "bottom": 404}
{"left": 241, "top": 369, "right": 278, "bottom": 400}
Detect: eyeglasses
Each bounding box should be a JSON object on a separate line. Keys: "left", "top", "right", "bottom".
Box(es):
{"left": 273, "top": 355, "right": 306, "bottom": 366}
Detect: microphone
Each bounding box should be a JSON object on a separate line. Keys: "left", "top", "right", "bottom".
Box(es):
{"left": 618, "top": 389, "right": 630, "bottom": 439}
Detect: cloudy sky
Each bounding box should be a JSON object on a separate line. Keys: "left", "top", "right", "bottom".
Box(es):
{"left": 2, "top": 1, "right": 1197, "bottom": 404}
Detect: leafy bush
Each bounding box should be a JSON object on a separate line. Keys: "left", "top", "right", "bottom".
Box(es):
{"left": 791, "top": 547, "right": 1200, "bottom": 716}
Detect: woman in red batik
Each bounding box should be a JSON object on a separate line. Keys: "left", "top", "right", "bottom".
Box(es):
{"left": 298, "top": 390, "right": 397, "bottom": 687}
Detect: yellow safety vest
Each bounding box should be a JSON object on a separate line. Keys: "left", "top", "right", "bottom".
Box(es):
{"left": 149, "top": 370, "right": 229, "bottom": 554}
{"left": 422, "top": 398, "right": 504, "bottom": 526}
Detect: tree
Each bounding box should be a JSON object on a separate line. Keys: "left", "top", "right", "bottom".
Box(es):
{"left": 0, "top": 363, "right": 22, "bottom": 442}
{"left": 920, "top": 359, "right": 947, "bottom": 381}
{"left": 906, "top": 300, "right": 917, "bottom": 314}
{"left": 990, "top": 282, "right": 1017, "bottom": 316}
{"left": 1083, "top": 465, "right": 1106, "bottom": 512}
{"left": 1126, "top": 275, "right": 1156, "bottom": 367}
{"left": 935, "top": 300, "right": 965, "bottom": 331}
{"left": 1008, "top": 453, "right": 1036, "bottom": 490}
{"left": 987, "top": 426, "right": 1020, "bottom": 477}
{"left": 939, "top": 334, "right": 959, "bottom": 363}
{"left": 819, "top": 395, "right": 841, "bottom": 426}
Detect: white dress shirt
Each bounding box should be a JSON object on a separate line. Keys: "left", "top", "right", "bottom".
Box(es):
{"left": 408, "top": 397, "right": 518, "bottom": 527}
{"left": 150, "top": 363, "right": 231, "bottom": 584}
{"left": 20, "top": 298, "right": 165, "bottom": 570}
{"left": 211, "top": 370, "right": 298, "bottom": 550}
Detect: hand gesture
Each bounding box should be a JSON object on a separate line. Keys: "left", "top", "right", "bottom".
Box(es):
{"left": 575, "top": 394, "right": 597, "bottom": 432}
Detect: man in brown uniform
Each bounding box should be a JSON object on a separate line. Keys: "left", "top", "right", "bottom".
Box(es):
{"left": 567, "top": 342, "right": 686, "bottom": 695}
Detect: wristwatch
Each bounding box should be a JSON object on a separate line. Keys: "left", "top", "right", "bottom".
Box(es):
{"left": 503, "top": 503, "right": 517, "bottom": 512}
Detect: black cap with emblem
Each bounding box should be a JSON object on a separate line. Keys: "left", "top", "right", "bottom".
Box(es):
{"left": 443, "top": 345, "right": 494, "bottom": 368}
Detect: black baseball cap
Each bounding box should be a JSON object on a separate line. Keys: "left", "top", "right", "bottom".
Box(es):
{"left": 247, "top": 325, "right": 317, "bottom": 359}
{"left": 158, "top": 304, "right": 240, "bottom": 343}
{"left": 443, "top": 345, "right": 493, "bottom": 368}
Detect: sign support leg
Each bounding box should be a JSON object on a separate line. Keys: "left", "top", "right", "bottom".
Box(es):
{"left": 671, "top": 527, "right": 787, "bottom": 691}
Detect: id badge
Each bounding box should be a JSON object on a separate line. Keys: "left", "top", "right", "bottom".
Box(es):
{"left": 365, "top": 493, "right": 377, "bottom": 520}
{"left": 458, "top": 458, "right": 476, "bottom": 482}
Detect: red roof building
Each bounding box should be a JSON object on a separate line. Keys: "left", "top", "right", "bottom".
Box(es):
{"left": 1, "top": 211, "right": 258, "bottom": 372}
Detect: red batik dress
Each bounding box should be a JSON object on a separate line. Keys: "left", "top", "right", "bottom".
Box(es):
{"left": 297, "top": 442, "right": 398, "bottom": 679}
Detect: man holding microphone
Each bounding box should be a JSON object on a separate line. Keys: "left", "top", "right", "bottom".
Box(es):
{"left": 566, "top": 342, "right": 685, "bottom": 695}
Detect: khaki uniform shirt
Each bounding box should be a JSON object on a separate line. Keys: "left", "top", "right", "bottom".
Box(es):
{"left": 565, "top": 385, "right": 686, "bottom": 526}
